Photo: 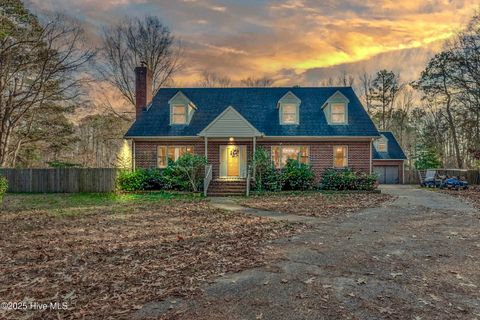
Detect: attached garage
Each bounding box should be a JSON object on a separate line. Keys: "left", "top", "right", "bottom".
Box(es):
{"left": 372, "top": 132, "right": 407, "bottom": 184}
{"left": 373, "top": 164, "right": 401, "bottom": 184}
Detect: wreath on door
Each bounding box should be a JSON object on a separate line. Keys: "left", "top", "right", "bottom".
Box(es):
{"left": 230, "top": 148, "right": 239, "bottom": 158}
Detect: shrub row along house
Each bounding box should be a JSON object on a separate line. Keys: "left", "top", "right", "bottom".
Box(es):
{"left": 125, "top": 65, "right": 407, "bottom": 195}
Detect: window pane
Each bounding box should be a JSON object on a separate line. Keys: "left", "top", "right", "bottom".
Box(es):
{"left": 332, "top": 103, "right": 345, "bottom": 113}
{"left": 272, "top": 146, "right": 280, "bottom": 168}
{"left": 281, "top": 146, "right": 300, "bottom": 167}
{"left": 299, "top": 146, "right": 309, "bottom": 164}
{"left": 282, "top": 105, "right": 297, "bottom": 124}
{"left": 283, "top": 113, "right": 296, "bottom": 123}
{"left": 167, "top": 146, "right": 194, "bottom": 162}
{"left": 157, "top": 146, "right": 167, "bottom": 168}
{"left": 378, "top": 143, "right": 386, "bottom": 152}
{"left": 272, "top": 146, "right": 310, "bottom": 168}
{"left": 331, "top": 113, "right": 345, "bottom": 123}
{"left": 173, "top": 114, "right": 186, "bottom": 124}
{"left": 172, "top": 105, "right": 186, "bottom": 124}
{"left": 331, "top": 103, "right": 346, "bottom": 123}
{"left": 334, "top": 146, "right": 347, "bottom": 168}
{"left": 173, "top": 106, "right": 186, "bottom": 115}
{"left": 284, "top": 105, "right": 296, "bottom": 113}
{"left": 167, "top": 147, "right": 175, "bottom": 161}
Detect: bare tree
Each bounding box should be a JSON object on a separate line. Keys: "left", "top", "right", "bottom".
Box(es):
{"left": 337, "top": 70, "right": 355, "bottom": 87}
{"left": 240, "top": 76, "right": 274, "bottom": 87}
{"left": 199, "top": 71, "right": 232, "bottom": 87}
{"left": 0, "top": 8, "right": 94, "bottom": 166}
{"left": 101, "top": 16, "right": 181, "bottom": 107}
{"left": 359, "top": 71, "right": 373, "bottom": 113}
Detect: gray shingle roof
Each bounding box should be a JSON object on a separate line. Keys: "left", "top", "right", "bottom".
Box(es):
{"left": 125, "top": 87, "right": 380, "bottom": 138}
{"left": 373, "top": 131, "right": 407, "bottom": 160}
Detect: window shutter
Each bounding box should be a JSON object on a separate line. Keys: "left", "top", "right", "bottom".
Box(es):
{"left": 240, "top": 145, "right": 247, "bottom": 178}
{"left": 220, "top": 146, "right": 227, "bottom": 177}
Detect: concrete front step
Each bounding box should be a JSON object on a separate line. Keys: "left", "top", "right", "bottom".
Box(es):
{"left": 208, "top": 192, "right": 245, "bottom": 196}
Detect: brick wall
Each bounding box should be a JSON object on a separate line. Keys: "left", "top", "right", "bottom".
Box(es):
{"left": 134, "top": 140, "right": 205, "bottom": 168}
{"left": 256, "top": 141, "right": 370, "bottom": 180}
{"left": 134, "top": 139, "right": 372, "bottom": 181}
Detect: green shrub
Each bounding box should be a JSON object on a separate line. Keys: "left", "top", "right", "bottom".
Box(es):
{"left": 0, "top": 176, "right": 8, "bottom": 202}
{"left": 117, "top": 154, "right": 207, "bottom": 192}
{"left": 252, "top": 147, "right": 284, "bottom": 191}
{"left": 142, "top": 169, "right": 165, "bottom": 190}
{"left": 117, "top": 170, "right": 148, "bottom": 191}
{"left": 320, "top": 168, "right": 377, "bottom": 191}
{"left": 281, "top": 159, "right": 315, "bottom": 190}
{"left": 163, "top": 154, "right": 207, "bottom": 192}
{"left": 260, "top": 165, "right": 284, "bottom": 191}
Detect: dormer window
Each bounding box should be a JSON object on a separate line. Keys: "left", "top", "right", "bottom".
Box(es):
{"left": 374, "top": 135, "right": 388, "bottom": 152}
{"left": 322, "top": 91, "right": 349, "bottom": 125}
{"left": 169, "top": 91, "right": 196, "bottom": 125}
{"left": 282, "top": 104, "right": 298, "bottom": 124}
{"left": 377, "top": 141, "right": 387, "bottom": 152}
{"left": 172, "top": 105, "right": 187, "bottom": 124}
{"left": 278, "top": 91, "right": 301, "bottom": 125}
{"left": 331, "top": 103, "right": 346, "bottom": 124}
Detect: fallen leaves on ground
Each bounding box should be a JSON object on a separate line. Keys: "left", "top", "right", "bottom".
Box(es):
{"left": 0, "top": 196, "right": 303, "bottom": 320}
{"left": 439, "top": 186, "right": 480, "bottom": 209}
{"left": 238, "top": 192, "right": 394, "bottom": 217}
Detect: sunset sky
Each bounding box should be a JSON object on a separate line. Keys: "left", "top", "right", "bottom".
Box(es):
{"left": 25, "top": 0, "right": 478, "bottom": 86}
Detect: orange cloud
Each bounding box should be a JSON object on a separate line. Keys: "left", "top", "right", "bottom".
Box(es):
{"left": 25, "top": 0, "right": 479, "bottom": 87}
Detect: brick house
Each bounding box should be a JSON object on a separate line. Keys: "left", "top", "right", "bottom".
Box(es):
{"left": 125, "top": 66, "right": 407, "bottom": 195}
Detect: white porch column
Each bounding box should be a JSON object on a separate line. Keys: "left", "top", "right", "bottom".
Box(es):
{"left": 252, "top": 136, "right": 256, "bottom": 180}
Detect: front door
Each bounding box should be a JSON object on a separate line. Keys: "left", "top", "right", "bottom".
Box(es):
{"left": 220, "top": 145, "right": 246, "bottom": 178}
{"left": 226, "top": 145, "right": 239, "bottom": 176}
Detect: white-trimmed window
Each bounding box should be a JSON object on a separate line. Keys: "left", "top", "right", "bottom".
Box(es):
{"left": 331, "top": 103, "right": 346, "bottom": 124}
{"left": 157, "top": 146, "right": 194, "bottom": 168}
{"left": 333, "top": 145, "right": 348, "bottom": 168}
{"left": 172, "top": 105, "right": 187, "bottom": 124}
{"left": 377, "top": 142, "right": 387, "bottom": 152}
{"left": 281, "top": 104, "right": 298, "bottom": 124}
{"left": 271, "top": 146, "right": 309, "bottom": 168}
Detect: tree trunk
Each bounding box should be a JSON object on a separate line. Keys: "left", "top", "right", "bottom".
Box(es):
{"left": 445, "top": 101, "right": 463, "bottom": 168}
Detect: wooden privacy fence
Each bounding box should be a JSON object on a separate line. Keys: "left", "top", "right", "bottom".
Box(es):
{"left": 0, "top": 168, "right": 119, "bottom": 193}
{"left": 403, "top": 169, "right": 480, "bottom": 185}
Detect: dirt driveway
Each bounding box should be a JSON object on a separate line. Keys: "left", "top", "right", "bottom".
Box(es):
{"left": 136, "top": 186, "right": 480, "bottom": 320}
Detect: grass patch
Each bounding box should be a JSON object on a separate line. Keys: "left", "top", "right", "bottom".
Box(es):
{"left": 1, "top": 191, "right": 203, "bottom": 217}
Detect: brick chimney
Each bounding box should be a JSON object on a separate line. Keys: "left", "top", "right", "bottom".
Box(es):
{"left": 135, "top": 61, "right": 152, "bottom": 119}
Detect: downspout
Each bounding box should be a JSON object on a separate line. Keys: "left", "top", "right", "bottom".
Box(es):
{"left": 369, "top": 138, "right": 373, "bottom": 174}
{"left": 132, "top": 140, "right": 136, "bottom": 171}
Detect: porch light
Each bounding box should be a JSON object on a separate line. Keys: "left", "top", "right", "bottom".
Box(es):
{"left": 229, "top": 137, "right": 234, "bottom": 142}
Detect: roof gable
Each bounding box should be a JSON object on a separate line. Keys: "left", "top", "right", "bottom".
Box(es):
{"left": 321, "top": 90, "right": 350, "bottom": 109}
{"left": 199, "top": 106, "right": 262, "bottom": 137}
{"left": 373, "top": 131, "right": 407, "bottom": 160}
{"left": 277, "top": 91, "right": 301, "bottom": 107}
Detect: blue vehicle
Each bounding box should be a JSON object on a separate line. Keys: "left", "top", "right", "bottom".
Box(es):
{"left": 420, "top": 170, "right": 442, "bottom": 188}
{"left": 440, "top": 176, "right": 469, "bottom": 190}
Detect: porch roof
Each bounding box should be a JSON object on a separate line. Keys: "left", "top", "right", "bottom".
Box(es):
{"left": 198, "top": 106, "right": 263, "bottom": 138}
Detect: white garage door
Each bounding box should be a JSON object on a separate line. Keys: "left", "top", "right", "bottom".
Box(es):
{"left": 373, "top": 166, "right": 400, "bottom": 184}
